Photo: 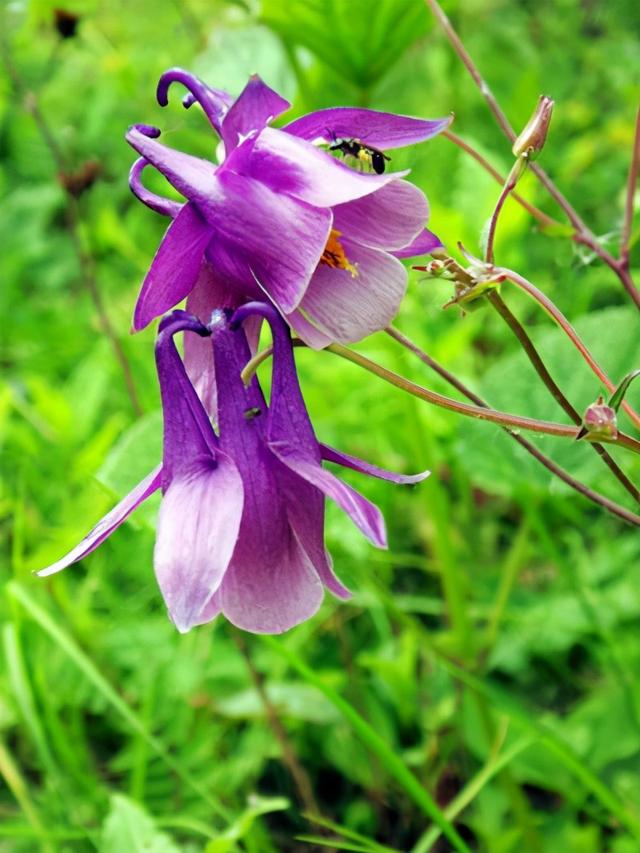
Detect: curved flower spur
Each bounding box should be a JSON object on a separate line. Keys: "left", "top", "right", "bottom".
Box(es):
{"left": 127, "top": 69, "right": 451, "bottom": 349}
{"left": 38, "top": 304, "right": 429, "bottom": 634}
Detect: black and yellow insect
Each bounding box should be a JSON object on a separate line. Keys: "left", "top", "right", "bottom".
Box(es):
{"left": 327, "top": 135, "right": 391, "bottom": 175}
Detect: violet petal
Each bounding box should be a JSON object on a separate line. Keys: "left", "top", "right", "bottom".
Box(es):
{"left": 320, "top": 444, "right": 430, "bottom": 484}
{"left": 129, "top": 158, "right": 183, "bottom": 218}
{"left": 37, "top": 466, "right": 162, "bottom": 577}
{"left": 214, "top": 530, "right": 324, "bottom": 633}
{"left": 205, "top": 171, "right": 332, "bottom": 313}
{"left": 283, "top": 107, "right": 452, "bottom": 149}
{"left": 392, "top": 228, "right": 443, "bottom": 258}
{"left": 221, "top": 74, "right": 290, "bottom": 153}
{"left": 269, "top": 439, "right": 387, "bottom": 548}
{"left": 133, "top": 202, "right": 213, "bottom": 331}
{"left": 239, "top": 127, "right": 409, "bottom": 207}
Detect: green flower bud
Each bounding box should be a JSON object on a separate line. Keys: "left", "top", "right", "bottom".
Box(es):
{"left": 512, "top": 95, "right": 554, "bottom": 161}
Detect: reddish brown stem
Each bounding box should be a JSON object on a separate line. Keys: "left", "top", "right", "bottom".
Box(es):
{"left": 424, "top": 0, "right": 640, "bottom": 307}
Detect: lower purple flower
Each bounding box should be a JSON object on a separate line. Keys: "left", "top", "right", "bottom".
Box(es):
{"left": 39, "top": 304, "right": 429, "bottom": 634}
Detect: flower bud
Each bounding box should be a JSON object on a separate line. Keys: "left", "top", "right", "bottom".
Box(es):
{"left": 512, "top": 95, "right": 554, "bottom": 160}
{"left": 581, "top": 396, "right": 618, "bottom": 440}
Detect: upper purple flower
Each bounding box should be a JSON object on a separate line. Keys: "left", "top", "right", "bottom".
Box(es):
{"left": 39, "top": 303, "right": 429, "bottom": 634}
{"left": 127, "top": 69, "right": 451, "bottom": 349}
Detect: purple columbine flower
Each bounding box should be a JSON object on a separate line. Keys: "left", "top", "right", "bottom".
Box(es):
{"left": 127, "top": 69, "right": 450, "bottom": 353}
{"left": 39, "top": 303, "right": 429, "bottom": 634}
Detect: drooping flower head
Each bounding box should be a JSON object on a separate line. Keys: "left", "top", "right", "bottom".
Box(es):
{"left": 127, "top": 69, "right": 451, "bottom": 354}
{"left": 39, "top": 304, "right": 428, "bottom": 634}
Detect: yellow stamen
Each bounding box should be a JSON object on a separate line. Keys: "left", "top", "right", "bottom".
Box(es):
{"left": 321, "top": 229, "right": 358, "bottom": 277}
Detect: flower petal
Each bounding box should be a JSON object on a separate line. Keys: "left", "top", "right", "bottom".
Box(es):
{"left": 184, "top": 269, "right": 263, "bottom": 420}
{"left": 37, "top": 466, "right": 162, "bottom": 577}
{"left": 320, "top": 444, "right": 430, "bottom": 484}
{"left": 205, "top": 171, "right": 332, "bottom": 313}
{"left": 392, "top": 228, "right": 442, "bottom": 258}
{"left": 129, "top": 158, "right": 183, "bottom": 218}
{"left": 133, "top": 202, "right": 213, "bottom": 331}
{"left": 214, "top": 529, "right": 324, "bottom": 634}
{"left": 278, "top": 465, "right": 351, "bottom": 599}
{"left": 184, "top": 264, "right": 242, "bottom": 420}
{"left": 239, "top": 127, "right": 409, "bottom": 207}
{"left": 154, "top": 453, "right": 244, "bottom": 633}
{"left": 231, "top": 303, "right": 351, "bottom": 600}
{"left": 294, "top": 239, "right": 407, "bottom": 345}
{"left": 332, "top": 179, "right": 428, "bottom": 251}
{"left": 128, "top": 127, "right": 333, "bottom": 313}
{"left": 221, "top": 74, "right": 290, "bottom": 153}
{"left": 156, "top": 68, "right": 233, "bottom": 134}
{"left": 155, "top": 313, "right": 219, "bottom": 483}
{"left": 283, "top": 107, "right": 452, "bottom": 149}
{"left": 268, "top": 440, "right": 387, "bottom": 548}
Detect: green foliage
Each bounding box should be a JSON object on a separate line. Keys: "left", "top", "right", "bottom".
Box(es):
{"left": 1, "top": 0, "right": 640, "bottom": 850}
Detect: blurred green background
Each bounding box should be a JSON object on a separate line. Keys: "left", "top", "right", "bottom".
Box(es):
{"left": 1, "top": 0, "right": 640, "bottom": 850}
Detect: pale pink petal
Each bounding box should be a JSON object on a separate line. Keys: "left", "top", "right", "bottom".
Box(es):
{"left": 213, "top": 529, "right": 324, "bottom": 634}
{"left": 296, "top": 239, "right": 407, "bottom": 344}
{"left": 332, "top": 180, "right": 428, "bottom": 251}
{"left": 154, "top": 453, "right": 244, "bottom": 633}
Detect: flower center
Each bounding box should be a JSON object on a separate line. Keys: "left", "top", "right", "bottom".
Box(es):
{"left": 320, "top": 229, "right": 358, "bottom": 277}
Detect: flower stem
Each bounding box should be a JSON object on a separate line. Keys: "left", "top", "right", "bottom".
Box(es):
{"left": 424, "top": 0, "right": 640, "bottom": 308}
{"left": 495, "top": 267, "right": 640, "bottom": 429}
{"left": 484, "top": 160, "right": 525, "bottom": 265}
{"left": 486, "top": 291, "right": 640, "bottom": 502}
{"left": 231, "top": 630, "right": 322, "bottom": 820}
{"left": 384, "top": 326, "right": 640, "bottom": 526}
{"left": 621, "top": 105, "right": 640, "bottom": 270}
{"left": 244, "top": 333, "right": 640, "bottom": 524}
{"left": 327, "top": 341, "right": 640, "bottom": 451}
{"left": 443, "top": 130, "right": 562, "bottom": 231}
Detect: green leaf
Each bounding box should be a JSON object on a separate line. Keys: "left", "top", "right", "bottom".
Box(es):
{"left": 101, "top": 794, "right": 180, "bottom": 853}
{"left": 205, "top": 795, "right": 289, "bottom": 853}
{"left": 260, "top": 0, "right": 430, "bottom": 89}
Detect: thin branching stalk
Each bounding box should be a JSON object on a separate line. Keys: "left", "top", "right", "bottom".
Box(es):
{"left": 487, "top": 292, "right": 640, "bottom": 502}
{"left": 241, "top": 338, "right": 640, "bottom": 452}
{"left": 620, "top": 105, "right": 640, "bottom": 270}
{"left": 424, "top": 0, "right": 640, "bottom": 308}
{"left": 484, "top": 162, "right": 523, "bottom": 265}
{"left": 482, "top": 164, "right": 639, "bottom": 500}
{"left": 231, "top": 631, "right": 322, "bottom": 820}
{"left": 496, "top": 267, "right": 640, "bottom": 428}
{"left": 384, "top": 326, "right": 640, "bottom": 526}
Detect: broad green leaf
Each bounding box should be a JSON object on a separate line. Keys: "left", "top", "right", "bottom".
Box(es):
{"left": 101, "top": 794, "right": 180, "bottom": 853}
{"left": 260, "top": 0, "right": 430, "bottom": 89}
